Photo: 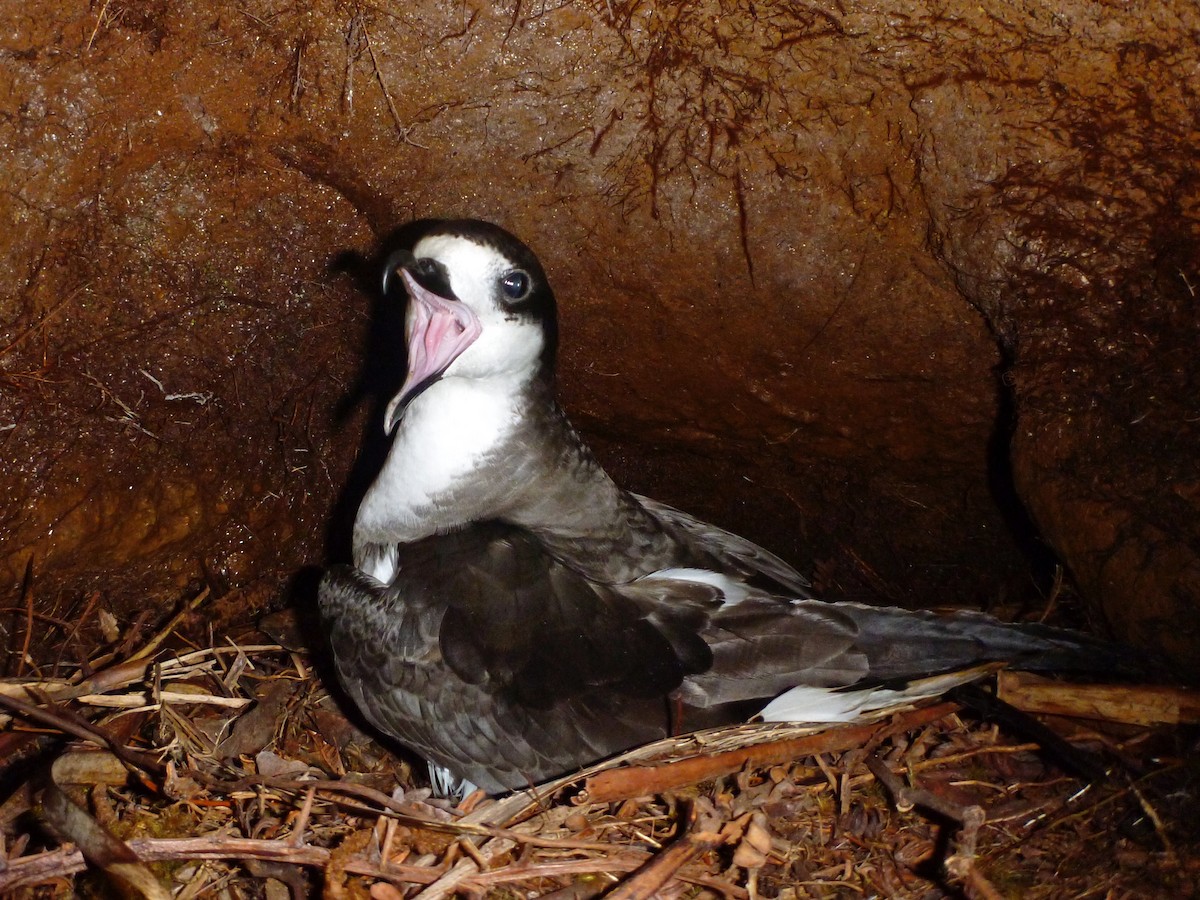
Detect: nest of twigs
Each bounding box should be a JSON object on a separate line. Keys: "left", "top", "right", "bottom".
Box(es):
{"left": 1, "top": 595, "right": 1197, "bottom": 899}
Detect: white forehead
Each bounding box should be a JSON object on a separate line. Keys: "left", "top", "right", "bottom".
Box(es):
{"left": 413, "top": 234, "right": 511, "bottom": 282}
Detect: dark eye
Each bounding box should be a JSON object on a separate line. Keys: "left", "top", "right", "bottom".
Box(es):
{"left": 501, "top": 271, "right": 531, "bottom": 301}
{"left": 414, "top": 257, "right": 438, "bottom": 277}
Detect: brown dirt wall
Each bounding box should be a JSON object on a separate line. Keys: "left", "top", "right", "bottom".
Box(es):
{"left": 1, "top": 0, "right": 1196, "bottom": 673}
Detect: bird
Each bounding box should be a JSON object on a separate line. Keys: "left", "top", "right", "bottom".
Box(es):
{"left": 319, "top": 218, "right": 1131, "bottom": 797}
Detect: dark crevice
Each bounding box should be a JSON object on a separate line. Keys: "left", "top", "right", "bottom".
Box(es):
{"left": 985, "top": 341, "right": 1060, "bottom": 601}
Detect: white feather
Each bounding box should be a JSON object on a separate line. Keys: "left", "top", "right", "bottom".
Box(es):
{"left": 429, "top": 762, "right": 478, "bottom": 801}
{"left": 354, "top": 377, "right": 522, "bottom": 550}
{"left": 757, "top": 666, "right": 997, "bottom": 723}
{"left": 637, "top": 567, "right": 752, "bottom": 606}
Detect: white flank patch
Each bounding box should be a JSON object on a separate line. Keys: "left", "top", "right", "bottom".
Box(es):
{"left": 757, "top": 685, "right": 920, "bottom": 723}
{"left": 637, "top": 567, "right": 751, "bottom": 606}
{"left": 757, "top": 666, "right": 993, "bottom": 723}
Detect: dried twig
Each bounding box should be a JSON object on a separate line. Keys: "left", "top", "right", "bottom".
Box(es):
{"left": 0, "top": 836, "right": 445, "bottom": 893}
{"left": 127, "top": 589, "right": 211, "bottom": 662}
{"left": 410, "top": 833, "right": 515, "bottom": 900}
{"left": 606, "top": 828, "right": 727, "bottom": 900}
{"left": 41, "top": 776, "right": 171, "bottom": 900}
{"left": 15, "top": 555, "right": 36, "bottom": 678}
{"left": 0, "top": 690, "right": 165, "bottom": 779}
{"left": 579, "top": 702, "right": 960, "bottom": 804}
{"left": 866, "top": 751, "right": 999, "bottom": 900}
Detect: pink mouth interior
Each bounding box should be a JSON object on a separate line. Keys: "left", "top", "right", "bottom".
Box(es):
{"left": 384, "top": 269, "right": 483, "bottom": 432}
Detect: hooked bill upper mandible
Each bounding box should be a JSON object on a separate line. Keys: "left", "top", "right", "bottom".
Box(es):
{"left": 382, "top": 249, "right": 417, "bottom": 296}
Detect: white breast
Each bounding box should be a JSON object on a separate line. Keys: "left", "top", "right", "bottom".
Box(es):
{"left": 354, "top": 377, "right": 522, "bottom": 551}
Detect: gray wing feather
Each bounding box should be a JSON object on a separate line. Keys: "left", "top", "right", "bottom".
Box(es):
{"left": 633, "top": 493, "right": 813, "bottom": 596}
{"left": 320, "top": 530, "right": 1132, "bottom": 793}
{"left": 678, "top": 594, "right": 1135, "bottom": 710}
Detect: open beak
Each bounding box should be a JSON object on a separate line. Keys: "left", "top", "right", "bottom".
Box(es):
{"left": 384, "top": 268, "right": 483, "bottom": 433}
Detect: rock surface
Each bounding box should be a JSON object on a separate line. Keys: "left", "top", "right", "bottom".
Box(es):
{"left": 1, "top": 0, "right": 1196, "bottom": 675}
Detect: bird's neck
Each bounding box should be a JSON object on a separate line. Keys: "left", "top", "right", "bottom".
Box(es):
{"left": 353, "top": 372, "right": 623, "bottom": 542}
{"left": 353, "top": 372, "right": 688, "bottom": 584}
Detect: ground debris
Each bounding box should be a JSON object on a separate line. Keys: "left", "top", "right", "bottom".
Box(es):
{"left": 0, "top": 620, "right": 1196, "bottom": 898}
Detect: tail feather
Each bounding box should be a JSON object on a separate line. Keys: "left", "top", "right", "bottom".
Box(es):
{"left": 754, "top": 604, "right": 1141, "bottom": 726}
{"left": 684, "top": 597, "right": 1140, "bottom": 717}
{"left": 842, "top": 602, "right": 1141, "bottom": 681}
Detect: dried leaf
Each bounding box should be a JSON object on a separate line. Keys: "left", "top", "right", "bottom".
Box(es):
{"left": 255, "top": 749, "right": 316, "bottom": 778}
{"left": 732, "top": 811, "right": 773, "bottom": 868}
{"left": 98, "top": 609, "right": 120, "bottom": 644}
{"left": 49, "top": 751, "right": 131, "bottom": 786}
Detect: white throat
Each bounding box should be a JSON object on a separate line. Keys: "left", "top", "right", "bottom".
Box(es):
{"left": 353, "top": 374, "right": 527, "bottom": 561}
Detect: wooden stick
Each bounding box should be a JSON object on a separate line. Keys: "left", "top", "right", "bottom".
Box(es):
{"left": 579, "top": 703, "right": 960, "bottom": 804}
{"left": 997, "top": 672, "right": 1200, "bottom": 726}
{"left": 0, "top": 836, "right": 443, "bottom": 892}
{"left": 606, "top": 829, "right": 726, "bottom": 900}
{"left": 41, "top": 777, "right": 171, "bottom": 900}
